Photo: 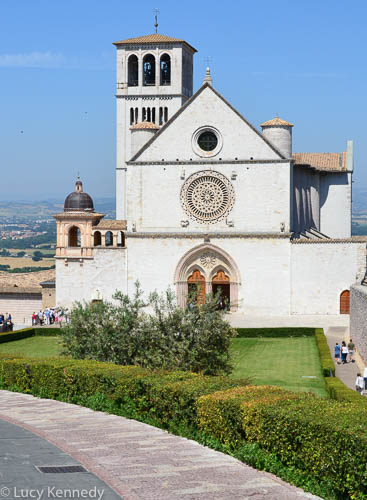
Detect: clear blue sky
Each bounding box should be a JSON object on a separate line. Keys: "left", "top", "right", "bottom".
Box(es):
{"left": 1, "top": 0, "right": 366, "bottom": 200}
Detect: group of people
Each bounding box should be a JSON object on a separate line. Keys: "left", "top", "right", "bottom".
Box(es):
{"left": 31, "top": 309, "right": 68, "bottom": 326}
{"left": 334, "top": 339, "right": 355, "bottom": 364}
{"left": 0, "top": 313, "right": 13, "bottom": 332}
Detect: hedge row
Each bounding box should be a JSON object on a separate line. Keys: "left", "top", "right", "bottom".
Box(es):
{"left": 315, "top": 328, "right": 335, "bottom": 377}
{"left": 197, "top": 386, "right": 367, "bottom": 499}
{"left": 325, "top": 376, "right": 367, "bottom": 405}
{"left": 0, "top": 327, "right": 60, "bottom": 344}
{"left": 0, "top": 357, "right": 248, "bottom": 427}
{"left": 235, "top": 327, "right": 316, "bottom": 338}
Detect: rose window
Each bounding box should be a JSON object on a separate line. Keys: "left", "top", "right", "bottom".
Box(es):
{"left": 180, "top": 171, "right": 235, "bottom": 223}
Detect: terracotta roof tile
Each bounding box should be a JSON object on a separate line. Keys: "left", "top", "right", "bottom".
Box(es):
{"left": 293, "top": 152, "right": 347, "bottom": 172}
{"left": 0, "top": 269, "right": 55, "bottom": 290}
{"left": 113, "top": 33, "right": 197, "bottom": 52}
{"left": 94, "top": 220, "right": 127, "bottom": 230}
{"left": 261, "top": 116, "right": 293, "bottom": 127}
{"left": 130, "top": 121, "right": 160, "bottom": 130}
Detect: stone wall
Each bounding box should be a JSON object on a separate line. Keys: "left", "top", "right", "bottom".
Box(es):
{"left": 350, "top": 284, "right": 367, "bottom": 362}
{"left": 0, "top": 292, "right": 42, "bottom": 325}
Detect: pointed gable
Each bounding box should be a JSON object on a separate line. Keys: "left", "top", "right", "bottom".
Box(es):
{"left": 130, "top": 84, "right": 284, "bottom": 163}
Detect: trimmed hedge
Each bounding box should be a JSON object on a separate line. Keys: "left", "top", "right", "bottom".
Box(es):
{"left": 0, "top": 357, "right": 248, "bottom": 427}
{"left": 315, "top": 328, "right": 335, "bottom": 377}
{"left": 0, "top": 327, "right": 61, "bottom": 344}
{"left": 325, "top": 376, "right": 367, "bottom": 404}
{"left": 197, "top": 386, "right": 367, "bottom": 499}
{"left": 235, "top": 327, "right": 316, "bottom": 338}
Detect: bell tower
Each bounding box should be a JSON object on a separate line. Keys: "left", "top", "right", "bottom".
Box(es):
{"left": 113, "top": 33, "right": 197, "bottom": 220}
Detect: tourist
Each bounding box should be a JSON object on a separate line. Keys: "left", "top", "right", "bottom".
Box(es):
{"left": 364, "top": 366, "right": 367, "bottom": 395}
{"left": 334, "top": 343, "right": 341, "bottom": 364}
{"left": 32, "top": 312, "right": 36, "bottom": 325}
{"left": 45, "top": 309, "right": 50, "bottom": 325}
{"left": 348, "top": 339, "right": 355, "bottom": 363}
{"left": 356, "top": 373, "right": 364, "bottom": 393}
{"left": 341, "top": 341, "right": 348, "bottom": 364}
{"left": 38, "top": 310, "right": 44, "bottom": 326}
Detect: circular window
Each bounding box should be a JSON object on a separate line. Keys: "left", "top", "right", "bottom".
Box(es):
{"left": 180, "top": 170, "right": 235, "bottom": 224}
{"left": 192, "top": 126, "right": 222, "bottom": 158}
{"left": 197, "top": 131, "right": 218, "bottom": 151}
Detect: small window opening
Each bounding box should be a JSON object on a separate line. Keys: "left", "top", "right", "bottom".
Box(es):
{"left": 143, "top": 54, "right": 156, "bottom": 86}
{"left": 160, "top": 54, "right": 171, "bottom": 86}
{"left": 128, "top": 55, "right": 138, "bottom": 87}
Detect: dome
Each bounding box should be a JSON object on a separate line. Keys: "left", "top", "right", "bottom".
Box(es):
{"left": 64, "top": 178, "right": 94, "bottom": 212}
{"left": 261, "top": 116, "right": 293, "bottom": 128}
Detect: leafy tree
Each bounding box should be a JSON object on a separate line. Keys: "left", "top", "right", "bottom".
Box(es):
{"left": 61, "top": 284, "right": 236, "bottom": 375}
{"left": 17, "top": 251, "right": 26, "bottom": 257}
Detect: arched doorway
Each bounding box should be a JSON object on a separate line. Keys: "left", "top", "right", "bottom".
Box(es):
{"left": 212, "top": 270, "right": 230, "bottom": 310}
{"left": 340, "top": 290, "right": 350, "bottom": 314}
{"left": 187, "top": 269, "right": 205, "bottom": 305}
{"left": 174, "top": 244, "right": 241, "bottom": 310}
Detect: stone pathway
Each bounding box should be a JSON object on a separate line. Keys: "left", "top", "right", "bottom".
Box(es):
{"left": 0, "top": 390, "right": 321, "bottom": 499}
{"left": 324, "top": 326, "right": 361, "bottom": 391}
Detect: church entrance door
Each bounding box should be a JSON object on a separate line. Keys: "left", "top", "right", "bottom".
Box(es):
{"left": 187, "top": 270, "right": 205, "bottom": 305}
{"left": 340, "top": 290, "right": 350, "bottom": 314}
{"left": 212, "top": 270, "right": 230, "bottom": 310}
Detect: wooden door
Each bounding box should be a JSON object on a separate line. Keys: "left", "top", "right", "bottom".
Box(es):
{"left": 187, "top": 270, "right": 205, "bottom": 304}
{"left": 212, "top": 270, "right": 230, "bottom": 310}
{"left": 340, "top": 290, "right": 350, "bottom": 314}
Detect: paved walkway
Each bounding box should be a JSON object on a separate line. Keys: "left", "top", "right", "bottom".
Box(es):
{"left": 0, "top": 391, "right": 320, "bottom": 500}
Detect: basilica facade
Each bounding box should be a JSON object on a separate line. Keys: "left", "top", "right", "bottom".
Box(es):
{"left": 54, "top": 33, "right": 366, "bottom": 316}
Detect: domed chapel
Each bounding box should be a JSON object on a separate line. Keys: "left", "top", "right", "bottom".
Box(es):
{"left": 54, "top": 32, "right": 367, "bottom": 316}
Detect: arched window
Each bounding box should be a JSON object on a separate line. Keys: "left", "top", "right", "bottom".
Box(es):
{"left": 128, "top": 55, "right": 138, "bottom": 86}
{"left": 105, "top": 231, "right": 113, "bottom": 247}
{"left": 117, "top": 231, "right": 125, "bottom": 247}
{"left": 134, "top": 107, "right": 138, "bottom": 123}
{"left": 130, "top": 108, "right": 134, "bottom": 125}
{"left": 160, "top": 54, "right": 171, "bottom": 86}
{"left": 143, "top": 54, "right": 155, "bottom": 86}
{"left": 147, "top": 107, "right": 151, "bottom": 122}
{"left": 152, "top": 108, "right": 156, "bottom": 123}
{"left": 160, "top": 54, "right": 171, "bottom": 85}
{"left": 159, "top": 107, "right": 163, "bottom": 125}
{"left": 164, "top": 107, "right": 168, "bottom": 123}
{"left": 68, "top": 226, "right": 81, "bottom": 247}
{"left": 142, "top": 107, "right": 147, "bottom": 121}
{"left": 93, "top": 231, "right": 101, "bottom": 247}
{"left": 340, "top": 290, "right": 350, "bottom": 314}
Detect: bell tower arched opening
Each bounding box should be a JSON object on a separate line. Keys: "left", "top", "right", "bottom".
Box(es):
{"left": 128, "top": 55, "right": 138, "bottom": 86}
{"left": 143, "top": 54, "right": 156, "bottom": 86}
{"left": 68, "top": 226, "right": 81, "bottom": 247}
{"left": 160, "top": 54, "right": 171, "bottom": 85}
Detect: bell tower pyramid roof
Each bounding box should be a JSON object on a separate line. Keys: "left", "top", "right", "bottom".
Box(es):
{"left": 113, "top": 33, "right": 197, "bottom": 52}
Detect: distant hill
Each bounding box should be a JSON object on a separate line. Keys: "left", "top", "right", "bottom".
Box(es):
{"left": 352, "top": 188, "right": 367, "bottom": 214}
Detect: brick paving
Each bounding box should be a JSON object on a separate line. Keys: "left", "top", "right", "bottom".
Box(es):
{"left": 0, "top": 390, "right": 321, "bottom": 499}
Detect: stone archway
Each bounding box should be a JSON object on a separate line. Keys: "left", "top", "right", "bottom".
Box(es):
{"left": 174, "top": 244, "right": 241, "bottom": 311}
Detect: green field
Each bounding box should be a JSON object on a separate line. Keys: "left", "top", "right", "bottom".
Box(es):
{"left": 0, "top": 335, "right": 327, "bottom": 396}
{"left": 230, "top": 337, "right": 327, "bottom": 397}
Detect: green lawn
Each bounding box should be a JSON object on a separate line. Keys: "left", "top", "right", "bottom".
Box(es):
{"left": 0, "top": 336, "right": 63, "bottom": 358}
{"left": 230, "top": 337, "right": 327, "bottom": 397}
{"left": 0, "top": 335, "right": 327, "bottom": 397}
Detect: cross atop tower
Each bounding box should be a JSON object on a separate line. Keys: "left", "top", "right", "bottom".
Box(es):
{"left": 153, "top": 8, "right": 159, "bottom": 33}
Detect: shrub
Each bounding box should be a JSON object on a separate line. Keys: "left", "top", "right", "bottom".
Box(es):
{"left": 198, "top": 387, "right": 367, "bottom": 499}
{"left": 0, "top": 356, "right": 248, "bottom": 427}
{"left": 325, "top": 377, "right": 367, "bottom": 404}
{"left": 61, "top": 284, "right": 237, "bottom": 375}
{"left": 315, "top": 328, "right": 335, "bottom": 376}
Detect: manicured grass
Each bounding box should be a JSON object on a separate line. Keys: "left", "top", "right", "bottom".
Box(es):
{"left": 230, "top": 337, "right": 327, "bottom": 397}
{"left": 0, "top": 335, "right": 327, "bottom": 397}
{"left": 0, "top": 336, "right": 63, "bottom": 358}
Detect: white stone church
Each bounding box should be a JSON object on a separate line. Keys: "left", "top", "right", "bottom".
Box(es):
{"left": 54, "top": 32, "right": 366, "bottom": 316}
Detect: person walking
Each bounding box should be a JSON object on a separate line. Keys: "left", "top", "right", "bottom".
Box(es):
{"left": 348, "top": 339, "right": 355, "bottom": 363}
{"left": 341, "top": 341, "right": 348, "bottom": 364}
{"left": 356, "top": 373, "right": 364, "bottom": 393}
{"left": 364, "top": 366, "right": 367, "bottom": 395}
{"left": 334, "top": 343, "right": 341, "bottom": 364}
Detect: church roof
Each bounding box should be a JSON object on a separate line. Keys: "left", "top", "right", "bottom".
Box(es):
{"left": 261, "top": 116, "right": 294, "bottom": 127}
{"left": 293, "top": 152, "right": 347, "bottom": 172}
{"left": 113, "top": 33, "right": 197, "bottom": 52}
{"left": 93, "top": 220, "right": 127, "bottom": 230}
{"left": 130, "top": 121, "right": 160, "bottom": 130}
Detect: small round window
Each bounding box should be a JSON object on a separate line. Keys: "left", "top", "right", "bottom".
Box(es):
{"left": 197, "top": 131, "right": 218, "bottom": 152}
